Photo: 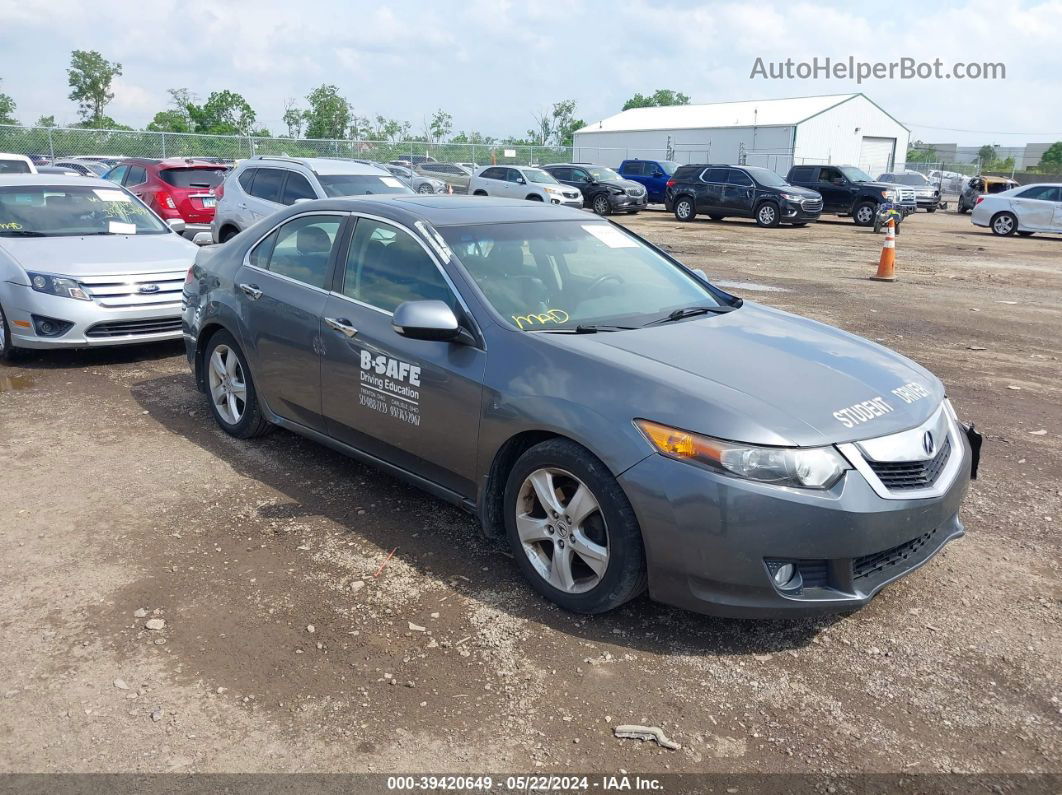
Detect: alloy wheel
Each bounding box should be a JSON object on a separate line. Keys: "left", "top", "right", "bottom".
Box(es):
{"left": 993, "top": 214, "right": 1015, "bottom": 235}
{"left": 515, "top": 467, "right": 610, "bottom": 594}
{"left": 418, "top": 184, "right": 433, "bottom": 194}
{"left": 676, "top": 200, "right": 692, "bottom": 220}
{"left": 758, "top": 205, "right": 776, "bottom": 225}
{"left": 857, "top": 205, "right": 874, "bottom": 224}
{"left": 593, "top": 196, "right": 610, "bottom": 215}
{"left": 0, "top": 305, "right": 6, "bottom": 353}
{"left": 208, "top": 344, "right": 247, "bottom": 425}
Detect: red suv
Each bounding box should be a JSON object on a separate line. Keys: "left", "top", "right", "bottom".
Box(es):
{"left": 103, "top": 158, "right": 229, "bottom": 237}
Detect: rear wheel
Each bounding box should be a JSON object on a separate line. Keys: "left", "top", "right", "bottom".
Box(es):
{"left": 592, "top": 194, "right": 611, "bottom": 215}
{"left": 504, "top": 439, "right": 647, "bottom": 614}
{"left": 991, "top": 212, "right": 1017, "bottom": 236}
{"left": 957, "top": 200, "right": 969, "bottom": 214}
{"left": 219, "top": 225, "right": 240, "bottom": 243}
{"left": 527, "top": 194, "right": 544, "bottom": 202}
{"left": 203, "top": 331, "right": 271, "bottom": 438}
{"left": 417, "top": 183, "right": 434, "bottom": 194}
{"left": 473, "top": 190, "right": 488, "bottom": 196}
{"left": 673, "top": 196, "right": 696, "bottom": 222}
{"left": 0, "top": 302, "right": 21, "bottom": 364}
{"left": 853, "top": 201, "right": 876, "bottom": 226}
{"left": 755, "top": 202, "right": 780, "bottom": 228}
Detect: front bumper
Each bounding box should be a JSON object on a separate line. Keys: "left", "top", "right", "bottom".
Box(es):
{"left": 181, "top": 223, "right": 211, "bottom": 239}
{"left": 781, "top": 200, "right": 822, "bottom": 222}
{"left": 2, "top": 283, "right": 182, "bottom": 349}
{"left": 619, "top": 425, "right": 973, "bottom": 618}
{"left": 610, "top": 193, "right": 649, "bottom": 212}
{"left": 549, "top": 195, "right": 584, "bottom": 208}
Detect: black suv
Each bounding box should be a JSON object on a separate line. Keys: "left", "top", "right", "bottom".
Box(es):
{"left": 665, "top": 164, "right": 823, "bottom": 227}
{"left": 541, "top": 163, "right": 648, "bottom": 215}
{"left": 785, "top": 164, "right": 917, "bottom": 225}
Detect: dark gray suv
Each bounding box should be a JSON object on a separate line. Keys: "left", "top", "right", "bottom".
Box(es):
{"left": 183, "top": 196, "right": 980, "bottom": 618}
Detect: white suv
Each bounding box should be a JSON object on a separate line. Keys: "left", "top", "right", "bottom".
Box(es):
{"left": 211, "top": 156, "right": 413, "bottom": 243}
{"left": 468, "top": 165, "right": 583, "bottom": 207}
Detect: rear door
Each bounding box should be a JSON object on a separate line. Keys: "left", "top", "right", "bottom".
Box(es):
{"left": 698, "top": 167, "right": 728, "bottom": 211}
{"left": 234, "top": 212, "right": 347, "bottom": 431}
{"left": 722, "top": 168, "right": 756, "bottom": 216}
{"left": 1050, "top": 188, "right": 1062, "bottom": 231}
{"left": 244, "top": 167, "right": 286, "bottom": 222}
{"left": 319, "top": 215, "right": 485, "bottom": 496}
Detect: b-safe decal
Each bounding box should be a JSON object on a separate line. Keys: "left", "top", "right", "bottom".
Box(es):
{"left": 358, "top": 350, "right": 422, "bottom": 427}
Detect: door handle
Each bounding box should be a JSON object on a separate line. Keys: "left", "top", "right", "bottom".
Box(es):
{"left": 238, "top": 283, "right": 263, "bottom": 300}
{"left": 324, "top": 317, "right": 357, "bottom": 338}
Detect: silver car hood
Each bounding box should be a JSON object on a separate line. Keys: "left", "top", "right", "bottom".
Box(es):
{"left": 0, "top": 233, "right": 196, "bottom": 280}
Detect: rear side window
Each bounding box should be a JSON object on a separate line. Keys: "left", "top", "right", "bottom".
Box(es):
{"left": 238, "top": 168, "right": 256, "bottom": 191}
{"left": 1017, "top": 185, "right": 1060, "bottom": 201}
{"left": 622, "top": 161, "right": 645, "bottom": 176}
{"left": 788, "top": 166, "right": 814, "bottom": 182}
{"left": 248, "top": 214, "right": 341, "bottom": 289}
{"left": 0, "top": 159, "right": 31, "bottom": 174}
{"left": 702, "top": 168, "right": 729, "bottom": 183}
{"left": 549, "top": 167, "right": 572, "bottom": 181}
{"left": 249, "top": 168, "right": 286, "bottom": 203}
{"left": 672, "top": 166, "right": 700, "bottom": 181}
{"left": 281, "top": 172, "right": 317, "bottom": 204}
{"left": 125, "top": 166, "right": 147, "bottom": 185}
{"left": 480, "top": 167, "right": 505, "bottom": 180}
{"left": 160, "top": 168, "right": 227, "bottom": 189}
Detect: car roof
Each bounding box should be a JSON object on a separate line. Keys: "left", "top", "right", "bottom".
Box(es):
{"left": 0, "top": 174, "right": 118, "bottom": 188}
{"left": 244, "top": 156, "right": 389, "bottom": 176}
{"left": 273, "top": 194, "right": 592, "bottom": 227}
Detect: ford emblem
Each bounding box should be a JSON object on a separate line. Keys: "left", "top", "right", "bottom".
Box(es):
{"left": 138, "top": 284, "right": 161, "bottom": 294}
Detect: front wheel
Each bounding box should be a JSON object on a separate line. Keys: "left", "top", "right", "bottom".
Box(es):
{"left": 592, "top": 194, "right": 611, "bottom": 215}
{"left": 203, "top": 330, "right": 272, "bottom": 438}
{"left": 417, "top": 184, "right": 434, "bottom": 194}
{"left": 673, "top": 196, "right": 696, "bottom": 222}
{"left": 755, "top": 202, "right": 780, "bottom": 227}
{"left": 527, "top": 194, "right": 544, "bottom": 202}
{"left": 504, "top": 439, "right": 647, "bottom": 614}
{"left": 0, "top": 301, "right": 21, "bottom": 364}
{"left": 853, "top": 201, "right": 877, "bottom": 226}
{"left": 926, "top": 207, "right": 937, "bottom": 213}
{"left": 991, "top": 212, "right": 1017, "bottom": 236}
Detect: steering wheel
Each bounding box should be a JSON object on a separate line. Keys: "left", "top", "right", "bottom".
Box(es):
{"left": 585, "top": 273, "right": 625, "bottom": 297}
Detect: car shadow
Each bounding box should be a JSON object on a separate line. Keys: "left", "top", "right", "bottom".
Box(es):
{"left": 130, "top": 372, "right": 842, "bottom": 657}
{"left": 9, "top": 339, "right": 185, "bottom": 371}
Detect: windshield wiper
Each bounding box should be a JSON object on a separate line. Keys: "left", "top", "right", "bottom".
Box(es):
{"left": 643, "top": 305, "right": 738, "bottom": 327}
{"left": 537, "top": 324, "right": 637, "bottom": 334}
{"left": 0, "top": 229, "right": 47, "bottom": 237}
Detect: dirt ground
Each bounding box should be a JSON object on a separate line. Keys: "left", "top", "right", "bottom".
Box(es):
{"left": 0, "top": 206, "right": 1059, "bottom": 779}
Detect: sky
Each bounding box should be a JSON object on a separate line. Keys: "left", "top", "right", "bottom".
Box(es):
{"left": 1, "top": 0, "right": 1060, "bottom": 147}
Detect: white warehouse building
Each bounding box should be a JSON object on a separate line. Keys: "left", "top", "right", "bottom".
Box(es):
{"left": 572, "top": 93, "right": 910, "bottom": 177}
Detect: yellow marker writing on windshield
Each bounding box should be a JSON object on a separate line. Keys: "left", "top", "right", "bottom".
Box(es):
{"left": 512, "top": 309, "right": 569, "bottom": 330}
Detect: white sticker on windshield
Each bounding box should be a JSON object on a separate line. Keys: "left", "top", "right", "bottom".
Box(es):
{"left": 93, "top": 189, "right": 131, "bottom": 203}
{"left": 380, "top": 177, "right": 403, "bottom": 188}
{"left": 582, "top": 224, "right": 638, "bottom": 248}
{"left": 108, "top": 221, "right": 137, "bottom": 235}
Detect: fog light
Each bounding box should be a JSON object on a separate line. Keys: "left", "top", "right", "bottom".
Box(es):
{"left": 773, "top": 563, "right": 796, "bottom": 587}
{"left": 31, "top": 315, "right": 74, "bottom": 337}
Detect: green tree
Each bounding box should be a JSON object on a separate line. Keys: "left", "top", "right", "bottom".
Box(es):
{"left": 529, "top": 99, "right": 583, "bottom": 145}
{"left": 370, "top": 115, "right": 411, "bottom": 143}
{"left": 302, "top": 84, "right": 350, "bottom": 139}
{"left": 906, "top": 141, "right": 937, "bottom": 163}
{"left": 450, "top": 130, "right": 494, "bottom": 145}
{"left": 67, "top": 50, "right": 122, "bottom": 124}
{"left": 189, "top": 90, "right": 257, "bottom": 135}
{"left": 35, "top": 115, "right": 56, "bottom": 128}
{"left": 146, "top": 110, "right": 193, "bottom": 133}
{"left": 622, "top": 89, "right": 690, "bottom": 111}
{"left": 1038, "top": 141, "right": 1062, "bottom": 171}
{"left": 75, "top": 115, "right": 132, "bottom": 130}
{"left": 977, "top": 144, "right": 997, "bottom": 166}
{"left": 426, "top": 108, "right": 453, "bottom": 143}
{"left": 282, "top": 98, "right": 304, "bottom": 138}
{"left": 0, "top": 79, "right": 16, "bottom": 125}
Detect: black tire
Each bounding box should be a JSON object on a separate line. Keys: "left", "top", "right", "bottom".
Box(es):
{"left": 755, "top": 202, "right": 781, "bottom": 228}
{"left": 673, "top": 196, "right": 696, "bottom": 222}
{"left": 853, "top": 201, "right": 877, "bottom": 226}
{"left": 473, "top": 190, "right": 488, "bottom": 196}
{"left": 417, "top": 184, "right": 434, "bottom": 194}
{"left": 708, "top": 214, "right": 725, "bottom": 221}
{"left": 527, "top": 194, "right": 544, "bottom": 202}
{"left": 626, "top": 210, "right": 639, "bottom": 215}
{"left": 504, "top": 438, "right": 647, "bottom": 614}
{"left": 790, "top": 222, "right": 808, "bottom": 227}
{"left": 957, "top": 201, "right": 969, "bottom": 214}
{"left": 990, "top": 212, "right": 1018, "bottom": 236}
{"left": 219, "top": 225, "right": 240, "bottom": 243}
{"left": 203, "top": 330, "right": 272, "bottom": 439}
{"left": 591, "top": 194, "right": 611, "bottom": 215}
{"left": 926, "top": 207, "right": 937, "bottom": 213}
{"left": 1017, "top": 230, "right": 1034, "bottom": 237}
{"left": 0, "top": 301, "right": 21, "bottom": 364}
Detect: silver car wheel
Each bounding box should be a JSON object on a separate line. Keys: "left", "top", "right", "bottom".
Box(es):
{"left": 758, "top": 205, "right": 776, "bottom": 225}
{"left": 856, "top": 205, "right": 874, "bottom": 224}
{"left": 993, "top": 214, "right": 1015, "bottom": 235}
{"left": 0, "top": 305, "right": 7, "bottom": 352}
{"left": 515, "top": 467, "right": 609, "bottom": 594}
{"left": 676, "top": 199, "right": 692, "bottom": 220}
{"left": 208, "top": 344, "right": 247, "bottom": 426}
{"left": 418, "top": 184, "right": 434, "bottom": 194}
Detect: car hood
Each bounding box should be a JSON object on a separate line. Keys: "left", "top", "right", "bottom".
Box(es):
{"left": 0, "top": 232, "right": 196, "bottom": 280}
{"left": 776, "top": 185, "right": 820, "bottom": 199}
{"left": 599, "top": 178, "right": 646, "bottom": 192}
{"left": 539, "top": 303, "right": 944, "bottom": 447}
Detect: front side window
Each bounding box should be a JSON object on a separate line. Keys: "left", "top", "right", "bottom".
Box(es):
{"left": 440, "top": 220, "right": 723, "bottom": 331}
{"left": 317, "top": 174, "right": 410, "bottom": 196}
{"left": 249, "top": 214, "right": 341, "bottom": 289}
{"left": 281, "top": 172, "right": 317, "bottom": 204}
{"left": 105, "top": 164, "right": 128, "bottom": 184}
{"left": 341, "top": 218, "right": 454, "bottom": 312}
{"left": 0, "top": 184, "right": 168, "bottom": 237}
{"left": 726, "top": 169, "right": 754, "bottom": 187}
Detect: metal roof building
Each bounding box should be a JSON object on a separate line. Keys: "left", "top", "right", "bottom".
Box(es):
{"left": 572, "top": 93, "right": 910, "bottom": 176}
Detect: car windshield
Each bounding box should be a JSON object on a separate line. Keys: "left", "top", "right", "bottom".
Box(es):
{"left": 744, "top": 167, "right": 788, "bottom": 187}
{"left": 658, "top": 161, "right": 680, "bottom": 175}
{"left": 160, "top": 168, "right": 228, "bottom": 189}
{"left": 0, "top": 184, "right": 168, "bottom": 236}
{"left": 439, "top": 220, "right": 725, "bottom": 331}
{"left": 388, "top": 165, "right": 413, "bottom": 178}
{"left": 840, "top": 166, "right": 873, "bottom": 182}
{"left": 317, "top": 174, "right": 413, "bottom": 196}
{"left": 522, "top": 168, "right": 558, "bottom": 184}
{"left": 0, "top": 159, "right": 32, "bottom": 174}
{"left": 885, "top": 173, "right": 929, "bottom": 186}
{"left": 81, "top": 161, "right": 110, "bottom": 176}
{"left": 587, "top": 167, "right": 622, "bottom": 182}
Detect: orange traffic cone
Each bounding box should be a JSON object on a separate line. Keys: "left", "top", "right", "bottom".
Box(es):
{"left": 871, "top": 219, "right": 897, "bottom": 281}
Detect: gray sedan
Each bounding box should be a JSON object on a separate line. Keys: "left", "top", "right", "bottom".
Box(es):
{"left": 182, "top": 196, "right": 980, "bottom": 618}
{"left": 0, "top": 175, "right": 197, "bottom": 359}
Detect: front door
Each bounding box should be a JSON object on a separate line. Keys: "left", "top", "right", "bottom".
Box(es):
{"left": 816, "top": 167, "right": 852, "bottom": 212}
{"left": 235, "top": 212, "right": 347, "bottom": 431}
{"left": 320, "top": 215, "right": 485, "bottom": 497}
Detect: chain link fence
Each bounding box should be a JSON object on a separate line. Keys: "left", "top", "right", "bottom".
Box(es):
{"left": 0, "top": 124, "right": 574, "bottom": 167}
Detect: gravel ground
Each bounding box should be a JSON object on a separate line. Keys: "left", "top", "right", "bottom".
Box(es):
{"left": 0, "top": 207, "right": 1059, "bottom": 778}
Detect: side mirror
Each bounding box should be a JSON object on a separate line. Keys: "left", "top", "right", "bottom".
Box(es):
{"left": 693, "top": 268, "right": 711, "bottom": 283}
{"left": 584, "top": 176, "right": 595, "bottom": 184}
{"left": 393, "top": 300, "right": 471, "bottom": 344}
{"left": 192, "top": 231, "right": 213, "bottom": 246}
{"left": 167, "top": 219, "right": 186, "bottom": 233}
{"left": 652, "top": 171, "right": 664, "bottom": 178}
{"left": 516, "top": 177, "right": 526, "bottom": 185}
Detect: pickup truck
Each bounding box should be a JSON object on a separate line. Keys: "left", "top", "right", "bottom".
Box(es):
{"left": 785, "top": 164, "right": 916, "bottom": 226}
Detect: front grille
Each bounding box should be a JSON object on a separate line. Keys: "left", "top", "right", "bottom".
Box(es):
{"left": 867, "top": 436, "right": 952, "bottom": 491}
{"left": 898, "top": 188, "right": 917, "bottom": 203}
{"left": 626, "top": 187, "right": 645, "bottom": 197}
{"left": 796, "top": 559, "right": 829, "bottom": 588}
{"left": 563, "top": 191, "right": 580, "bottom": 199}
{"left": 853, "top": 527, "right": 938, "bottom": 582}
{"left": 77, "top": 271, "right": 187, "bottom": 308}
{"left": 85, "top": 317, "right": 182, "bottom": 338}
{"left": 801, "top": 198, "right": 823, "bottom": 212}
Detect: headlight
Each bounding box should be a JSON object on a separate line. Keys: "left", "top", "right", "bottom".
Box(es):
{"left": 635, "top": 419, "right": 849, "bottom": 489}
{"left": 544, "top": 186, "right": 562, "bottom": 194}
{"left": 780, "top": 192, "right": 805, "bottom": 201}
{"left": 881, "top": 190, "right": 896, "bottom": 200}
{"left": 609, "top": 187, "right": 625, "bottom": 195}
{"left": 27, "top": 271, "right": 90, "bottom": 301}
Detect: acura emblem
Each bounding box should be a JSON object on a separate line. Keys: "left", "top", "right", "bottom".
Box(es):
{"left": 922, "top": 430, "right": 935, "bottom": 456}
{"left": 138, "top": 284, "right": 160, "bottom": 294}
